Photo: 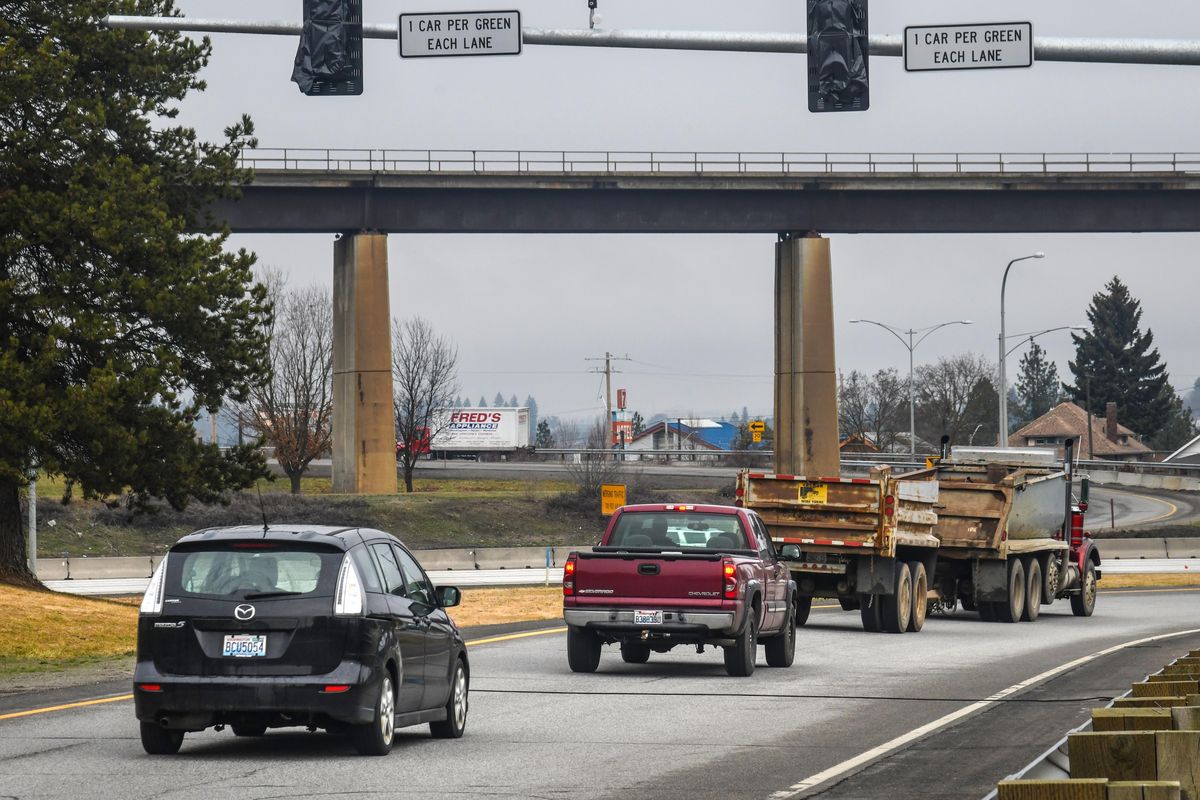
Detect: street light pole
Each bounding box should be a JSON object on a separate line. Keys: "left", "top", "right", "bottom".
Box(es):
{"left": 850, "top": 319, "right": 973, "bottom": 458}
{"left": 998, "top": 252, "right": 1046, "bottom": 445}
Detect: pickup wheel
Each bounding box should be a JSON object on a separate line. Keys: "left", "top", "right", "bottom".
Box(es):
{"left": 794, "top": 595, "right": 812, "bottom": 626}
{"left": 881, "top": 562, "right": 913, "bottom": 634}
{"left": 723, "top": 611, "right": 757, "bottom": 677}
{"left": 1022, "top": 558, "right": 1042, "bottom": 622}
{"left": 765, "top": 599, "right": 796, "bottom": 668}
{"left": 567, "top": 626, "right": 602, "bottom": 673}
{"left": 906, "top": 561, "right": 928, "bottom": 633}
{"left": 620, "top": 641, "right": 651, "bottom": 664}
{"left": 1071, "top": 562, "right": 1098, "bottom": 617}
{"left": 859, "top": 594, "right": 882, "bottom": 632}
{"left": 995, "top": 558, "right": 1026, "bottom": 624}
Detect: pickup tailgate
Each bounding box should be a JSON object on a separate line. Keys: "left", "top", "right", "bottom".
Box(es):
{"left": 574, "top": 552, "right": 724, "bottom": 603}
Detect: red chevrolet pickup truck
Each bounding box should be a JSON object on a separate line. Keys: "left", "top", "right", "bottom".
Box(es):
{"left": 563, "top": 503, "right": 797, "bottom": 677}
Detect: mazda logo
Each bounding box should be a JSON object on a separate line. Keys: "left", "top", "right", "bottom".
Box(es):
{"left": 234, "top": 604, "right": 256, "bottom": 621}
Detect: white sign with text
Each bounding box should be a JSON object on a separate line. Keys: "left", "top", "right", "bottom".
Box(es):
{"left": 904, "top": 22, "right": 1033, "bottom": 72}
{"left": 399, "top": 10, "right": 521, "bottom": 58}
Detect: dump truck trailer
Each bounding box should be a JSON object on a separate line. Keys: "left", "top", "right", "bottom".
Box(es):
{"left": 922, "top": 442, "right": 1099, "bottom": 623}
{"left": 735, "top": 469, "right": 940, "bottom": 634}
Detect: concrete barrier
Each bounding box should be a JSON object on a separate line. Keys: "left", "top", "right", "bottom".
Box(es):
{"left": 67, "top": 556, "right": 154, "bottom": 580}
{"left": 35, "top": 559, "right": 70, "bottom": 581}
{"left": 411, "top": 548, "right": 478, "bottom": 571}
{"left": 472, "top": 546, "right": 553, "bottom": 570}
{"left": 1165, "top": 540, "right": 1200, "bottom": 559}
{"left": 1098, "top": 539, "right": 1168, "bottom": 559}
{"left": 1142, "top": 475, "right": 1165, "bottom": 490}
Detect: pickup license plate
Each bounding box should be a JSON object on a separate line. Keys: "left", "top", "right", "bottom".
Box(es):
{"left": 633, "top": 610, "right": 663, "bottom": 625}
{"left": 797, "top": 482, "right": 828, "bottom": 504}
{"left": 222, "top": 634, "right": 267, "bottom": 658}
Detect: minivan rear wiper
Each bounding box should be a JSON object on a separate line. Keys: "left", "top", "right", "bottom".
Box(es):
{"left": 242, "top": 590, "right": 305, "bottom": 600}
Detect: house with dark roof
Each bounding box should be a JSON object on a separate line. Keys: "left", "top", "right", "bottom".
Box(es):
{"left": 624, "top": 419, "right": 740, "bottom": 459}
{"left": 1007, "top": 401, "right": 1153, "bottom": 462}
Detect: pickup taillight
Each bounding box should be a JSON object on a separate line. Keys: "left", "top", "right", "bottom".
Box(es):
{"left": 723, "top": 557, "right": 737, "bottom": 599}
{"left": 563, "top": 554, "right": 577, "bottom": 596}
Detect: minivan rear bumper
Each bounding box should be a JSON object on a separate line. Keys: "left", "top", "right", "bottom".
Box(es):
{"left": 133, "top": 660, "right": 377, "bottom": 729}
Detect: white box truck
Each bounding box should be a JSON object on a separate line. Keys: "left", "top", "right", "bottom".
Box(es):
{"left": 429, "top": 407, "right": 531, "bottom": 459}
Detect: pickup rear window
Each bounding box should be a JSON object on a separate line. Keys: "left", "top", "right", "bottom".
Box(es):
{"left": 608, "top": 512, "right": 748, "bottom": 551}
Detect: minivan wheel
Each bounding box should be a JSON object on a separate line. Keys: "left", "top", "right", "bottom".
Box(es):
{"left": 351, "top": 673, "right": 395, "bottom": 756}
{"left": 430, "top": 659, "right": 469, "bottom": 739}
{"left": 140, "top": 721, "right": 184, "bottom": 755}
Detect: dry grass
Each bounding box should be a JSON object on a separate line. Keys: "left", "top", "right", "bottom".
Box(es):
{"left": 0, "top": 585, "right": 137, "bottom": 674}
{"left": 446, "top": 586, "right": 563, "bottom": 628}
{"left": 1100, "top": 573, "right": 1200, "bottom": 589}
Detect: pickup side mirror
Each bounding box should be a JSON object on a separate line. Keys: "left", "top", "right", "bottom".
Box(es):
{"left": 779, "top": 544, "right": 801, "bottom": 560}
{"left": 438, "top": 585, "right": 462, "bottom": 608}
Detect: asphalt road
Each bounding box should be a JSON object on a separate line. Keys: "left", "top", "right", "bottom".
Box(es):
{"left": 3, "top": 589, "right": 1199, "bottom": 800}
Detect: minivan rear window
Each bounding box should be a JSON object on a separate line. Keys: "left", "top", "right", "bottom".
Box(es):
{"left": 167, "top": 544, "right": 342, "bottom": 599}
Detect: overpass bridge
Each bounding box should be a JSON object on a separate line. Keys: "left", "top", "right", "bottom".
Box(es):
{"left": 212, "top": 148, "right": 1200, "bottom": 494}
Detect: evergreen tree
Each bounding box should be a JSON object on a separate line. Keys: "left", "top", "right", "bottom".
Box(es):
{"left": 535, "top": 419, "right": 554, "bottom": 448}
{"left": 1064, "top": 277, "right": 1172, "bottom": 439}
{"left": 524, "top": 395, "right": 538, "bottom": 445}
{"left": 1149, "top": 392, "right": 1198, "bottom": 452}
{"left": 478, "top": 396, "right": 487, "bottom": 407}
{"left": 0, "top": 2, "right": 271, "bottom": 583}
{"left": 1014, "top": 342, "right": 1060, "bottom": 427}
{"left": 632, "top": 411, "right": 645, "bottom": 436}
{"left": 493, "top": 391, "right": 506, "bottom": 407}
{"left": 509, "top": 393, "right": 519, "bottom": 407}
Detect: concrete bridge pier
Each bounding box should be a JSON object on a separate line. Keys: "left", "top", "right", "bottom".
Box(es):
{"left": 332, "top": 232, "right": 397, "bottom": 494}
{"left": 774, "top": 233, "right": 841, "bottom": 477}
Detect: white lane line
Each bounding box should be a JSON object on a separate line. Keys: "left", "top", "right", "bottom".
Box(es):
{"left": 769, "top": 626, "right": 1200, "bottom": 799}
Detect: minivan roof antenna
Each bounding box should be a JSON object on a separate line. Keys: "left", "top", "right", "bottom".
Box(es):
{"left": 256, "top": 482, "right": 269, "bottom": 536}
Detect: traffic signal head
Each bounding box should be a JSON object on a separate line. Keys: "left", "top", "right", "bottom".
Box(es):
{"left": 292, "top": 0, "right": 364, "bottom": 96}
{"left": 807, "top": 0, "right": 869, "bottom": 112}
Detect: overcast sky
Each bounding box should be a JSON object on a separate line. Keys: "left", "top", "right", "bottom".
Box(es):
{"left": 173, "top": 1, "right": 1200, "bottom": 424}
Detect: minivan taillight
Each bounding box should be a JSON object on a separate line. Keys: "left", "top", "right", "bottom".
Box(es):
{"left": 140, "top": 555, "right": 168, "bottom": 615}
{"left": 334, "top": 557, "right": 364, "bottom": 616}
{"left": 563, "top": 554, "right": 577, "bottom": 596}
{"left": 723, "top": 558, "right": 737, "bottom": 599}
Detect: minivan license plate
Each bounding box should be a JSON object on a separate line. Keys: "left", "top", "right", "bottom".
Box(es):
{"left": 222, "top": 634, "right": 267, "bottom": 658}
{"left": 633, "top": 610, "right": 663, "bottom": 625}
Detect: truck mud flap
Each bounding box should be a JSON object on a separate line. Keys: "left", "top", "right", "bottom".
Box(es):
{"left": 856, "top": 556, "right": 896, "bottom": 596}
{"left": 974, "top": 559, "right": 1009, "bottom": 602}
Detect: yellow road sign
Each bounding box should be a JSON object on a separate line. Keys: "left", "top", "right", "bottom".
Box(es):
{"left": 748, "top": 420, "right": 766, "bottom": 432}
{"left": 752, "top": 432, "right": 762, "bottom": 443}
{"left": 797, "top": 482, "right": 828, "bottom": 504}
{"left": 601, "top": 483, "right": 626, "bottom": 516}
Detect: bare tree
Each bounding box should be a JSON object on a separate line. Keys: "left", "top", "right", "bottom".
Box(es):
{"left": 393, "top": 317, "right": 459, "bottom": 493}
{"left": 915, "top": 353, "right": 999, "bottom": 448}
{"left": 838, "top": 368, "right": 907, "bottom": 452}
{"left": 241, "top": 273, "right": 333, "bottom": 494}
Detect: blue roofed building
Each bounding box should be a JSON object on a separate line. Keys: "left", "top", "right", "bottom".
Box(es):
{"left": 624, "top": 418, "right": 741, "bottom": 459}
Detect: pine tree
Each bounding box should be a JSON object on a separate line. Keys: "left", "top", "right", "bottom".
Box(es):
{"left": 493, "top": 392, "right": 506, "bottom": 407}
{"left": 632, "top": 411, "right": 645, "bottom": 436}
{"left": 535, "top": 419, "right": 554, "bottom": 448}
{"left": 524, "top": 395, "right": 538, "bottom": 446}
{"left": 508, "top": 393, "right": 519, "bottom": 407}
{"left": 1014, "top": 342, "right": 1060, "bottom": 427}
{"left": 478, "top": 396, "right": 488, "bottom": 407}
{"left": 1149, "top": 392, "right": 1198, "bottom": 452}
{"left": 1064, "top": 277, "right": 1172, "bottom": 439}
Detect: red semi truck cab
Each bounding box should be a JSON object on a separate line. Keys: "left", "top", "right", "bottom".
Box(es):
{"left": 562, "top": 504, "right": 797, "bottom": 677}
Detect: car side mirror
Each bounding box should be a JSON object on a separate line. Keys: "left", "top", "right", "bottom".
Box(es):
{"left": 780, "top": 544, "right": 801, "bottom": 560}
{"left": 438, "top": 585, "right": 461, "bottom": 608}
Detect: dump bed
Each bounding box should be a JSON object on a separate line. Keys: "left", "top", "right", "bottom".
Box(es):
{"left": 923, "top": 459, "right": 1070, "bottom": 558}
{"left": 737, "top": 469, "right": 940, "bottom": 557}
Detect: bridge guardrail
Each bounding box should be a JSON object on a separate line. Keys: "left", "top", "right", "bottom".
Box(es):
{"left": 239, "top": 148, "right": 1200, "bottom": 176}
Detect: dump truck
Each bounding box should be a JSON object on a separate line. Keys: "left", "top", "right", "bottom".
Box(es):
{"left": 736, "top": 440, "right": 1099, "bottom": 632}
{"left": 735, "top": 469, "right": 941, "bottom": 634}
{"left": 920, "top": 442, "right": 1099, "bottom": 623}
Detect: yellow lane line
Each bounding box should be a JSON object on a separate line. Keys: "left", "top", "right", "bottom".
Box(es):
{"left": 0, "top": 693, "right": 133, "bottom": 722}
{"left": 1102, "top": 487, "right": 1179, "bottom": 525}
{"left": 467, "top": 626, "right": 567, "bottom": 646}
{"left": 1102, "top": 587, "right": 1200, "bottom": 595}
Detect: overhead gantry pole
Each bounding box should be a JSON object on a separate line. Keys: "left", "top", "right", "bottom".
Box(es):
{"left": 332, "top": 233, "right": 397, "bottom": 494}
{"left": 774, "top": 234, "right": 840, "bottom": 478}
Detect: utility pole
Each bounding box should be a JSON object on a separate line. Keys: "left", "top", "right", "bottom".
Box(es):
{"left": 586, "top": 352, "right": 630, "bottom": 448}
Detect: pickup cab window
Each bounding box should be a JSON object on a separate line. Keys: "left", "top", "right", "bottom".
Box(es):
{"left": 608, "top": 512, "right": 749, "bottom": 551}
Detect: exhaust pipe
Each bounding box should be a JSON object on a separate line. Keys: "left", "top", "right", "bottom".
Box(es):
{"left": 158, "top": 714, "right": 171, "bottom": 728}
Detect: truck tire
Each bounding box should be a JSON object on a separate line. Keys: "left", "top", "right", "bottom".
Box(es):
{"left": 996, "top": 558, "right": 1026, "bottom": 624}
{"left": 795, "top": 595, "right": 813, "bottom": 626}
{"left": 1071, "top": 562, "right": 1098, "bottom": 617}
{"left": 859, "top": 594, "right": 882, "bottom": 632}
{"left": 620, "top": 641, "right": 651, "bottom": 664}
{"left": 567, "top": 626, "right": 602, "bottom": 673}
{"left": 960, "top": 594, "right": 977, "bottom": 612}
{"left": 1022, "top": 558, "right": 1042, "bottom": 622}
{"left": 765, "top": 599, "right": 796, "bottom": 668}
{"left": 724, "top": 611, "right": 757, "bottom": 677}
{"left": 881, "top": 562, "right": 913, "bottom": 634}
{"left": 907, "top": 561, "right": 928, "bottom": 633}
{"left": 1042, "top": 556, "right": 1059, "bottom": 606}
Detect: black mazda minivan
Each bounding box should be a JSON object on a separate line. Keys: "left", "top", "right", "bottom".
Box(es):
{"left": 134, "top": 525, "right": 468, "bottom": 756}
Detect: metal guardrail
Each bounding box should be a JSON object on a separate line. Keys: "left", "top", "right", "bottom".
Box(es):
{"left": 238, "top": 148, "right": 1200, "bottom": 176}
